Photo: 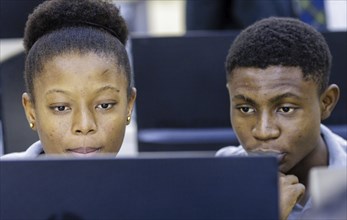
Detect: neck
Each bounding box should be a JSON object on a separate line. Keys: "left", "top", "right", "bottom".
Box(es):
{"left": 288, "top": 135, "right": 329, "bottom": 205}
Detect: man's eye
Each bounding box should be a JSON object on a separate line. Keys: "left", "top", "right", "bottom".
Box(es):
{"left": 96, "top": 103, "right": 114, "bottom": 110}
{"left": 238, "top": 106, "right": 255, "bottom": 114}
{"left": 278, "top": 107, "right": 295, "bottom": 113}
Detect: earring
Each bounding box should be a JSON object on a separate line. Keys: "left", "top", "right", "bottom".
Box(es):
{"left": 29, "top": 122, "right": 34, "bottom": 128}
{"left": 126, "top": 116, "right": 131, "bottom": 125}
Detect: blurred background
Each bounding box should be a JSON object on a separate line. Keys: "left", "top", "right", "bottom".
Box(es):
{"left": 1, "top": 0, "right": 346, "bottom": 157}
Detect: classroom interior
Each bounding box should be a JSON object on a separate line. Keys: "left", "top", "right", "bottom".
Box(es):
{"left": 1, "top": 0, "right": 346, "bottom": 157}
{"left": 0, "top": 1, "right": 346, "bottom": 219}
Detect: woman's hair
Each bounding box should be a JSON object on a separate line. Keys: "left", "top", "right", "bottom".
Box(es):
{"left": 225, "top": 17, "right": 332, "bottom": 94}
{"left": 24, "top": 0, "right": 132, "bottom": 102}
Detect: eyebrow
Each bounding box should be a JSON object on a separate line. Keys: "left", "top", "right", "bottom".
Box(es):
{"left": 45, "top": 86, "right": 120, "bottom": 97}
{"left": 45, "top": 89, "right": 70, "bottom": 96}
{"left": 269, "top": 93, "right": 302, "bottom": 103}
{"left": 95, "top": 85, "right": 120, "bottom": 94}
{"left": 233, "top": 92, "right": 302, "bottom": 105}
{"left": 101, "top": 69, "right": 111, "bottom": 75}
{"left": 233, "top": 95, "right": 257, "bottom": 106}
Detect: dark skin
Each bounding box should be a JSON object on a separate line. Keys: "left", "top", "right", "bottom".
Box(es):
{"left": 23, "top": 52, "right": 136, "bottom": 157}
{"left": 226, "top": 66, "right": 339, "bottom": 220}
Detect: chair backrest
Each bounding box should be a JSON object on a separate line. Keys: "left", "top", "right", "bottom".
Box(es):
{"left": 322, "top": 32, "right": 347, "bottom": 125}
{"left": 132, "top": 32, "right": 237, "bottom": 130}
{"left": 1, "top": 0, "right": 44, "bottom": 153}
{"left": 132, "top": 32, "right": 240, "bottom": 151}
{"left": 0, "top": 52, "right": 39, "bottom": 154}
{"left": 0, "top": 0, "right": 44, "bottom": 38}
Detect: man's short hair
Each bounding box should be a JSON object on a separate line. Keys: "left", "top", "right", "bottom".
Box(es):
{"left": 225, "top": 17, "right": 332, "bottom": 93}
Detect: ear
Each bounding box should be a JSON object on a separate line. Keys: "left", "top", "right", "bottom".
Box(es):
{"left": 127, "top": 87, "right": 137, "bottom": 117}
{"left": 320, "top": 84, "right": 340, "bottom": 120}
{"left": 22, "top": 93, "right": 37, "bottom": 130}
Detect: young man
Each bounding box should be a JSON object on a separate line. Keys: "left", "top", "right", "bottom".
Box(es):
{"left": 216, "top": 17, "right": 346, "bottom": 220}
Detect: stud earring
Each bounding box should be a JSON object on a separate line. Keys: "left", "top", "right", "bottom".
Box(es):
{"left": 126, "top": 116, "right": 131, "bottom": 125}
{"left": 29, "top": 122, "right": 34, "bottom": 128}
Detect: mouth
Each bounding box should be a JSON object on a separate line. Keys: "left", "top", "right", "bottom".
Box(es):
{"left": 66, "top": 147, "right": 102, "bottom": 157}
{"left": 248, "top": 150, "right": 286, "bottom": 163}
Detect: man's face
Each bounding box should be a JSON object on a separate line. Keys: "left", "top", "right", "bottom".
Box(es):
{"left": 227, "top": 66, "right": 323, "bottom": 173}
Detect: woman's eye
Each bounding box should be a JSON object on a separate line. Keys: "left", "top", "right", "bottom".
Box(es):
{"left": 53, "top": 106, "right": 69, "bottom": 112}
{"left": 96, "top": 103, "right": 114, "bottom": 110}
{"left": 238, "top": 106, "right": 255, "bottom": 114}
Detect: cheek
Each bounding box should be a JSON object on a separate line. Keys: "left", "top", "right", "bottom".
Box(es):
{"left": 231, "top": 117, "right": 251, "bottom": 145}
{"left": 99, "top": 116, "right": 127, "bottom": 149}
{"left": 35, "top": 106, "right": 69, "bottom": 134}
{"left": 281, "top": 118, "right": 320, "bottom": 155}
{"left": 103, "top": 120, "right": 125, "bottom": 134}
{"left": 42, "top": 122, "right": 67, "bottom": 138}
{"left": 36, "top": 118, "right": 69, "bottom": 153}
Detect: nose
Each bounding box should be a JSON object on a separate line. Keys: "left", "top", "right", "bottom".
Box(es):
{"left": 72, "top": 107, "right": 97, "bottom": 135}
{"left": 252, "top": 112, "right": 280, "bottom": 141}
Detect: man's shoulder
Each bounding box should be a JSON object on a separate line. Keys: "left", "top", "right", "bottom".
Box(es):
{"left": 322, "top": 125, "right": 347, "bottom": 151}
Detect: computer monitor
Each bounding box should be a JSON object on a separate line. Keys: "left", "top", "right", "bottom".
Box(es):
{"left": 0, "top": 156, "right": 279, "bottom": 220}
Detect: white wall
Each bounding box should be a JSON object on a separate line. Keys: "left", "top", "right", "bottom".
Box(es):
{"left": 146, "top": 0, "right": 185, "bottom": 36}
{"left": 325, "top": 0, "right": 347, "bottom": 31}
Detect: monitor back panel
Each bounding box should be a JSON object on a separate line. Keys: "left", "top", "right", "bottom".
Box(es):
{"left": 1, "top": 157, "right": 278, "bottom": 220}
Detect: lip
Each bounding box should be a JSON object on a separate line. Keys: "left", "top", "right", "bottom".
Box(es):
{"left": 249, "top": 150, "right": 286, "bottom": 163}
{"left": 66, "top": 147, "right": 102, "bottom": 156}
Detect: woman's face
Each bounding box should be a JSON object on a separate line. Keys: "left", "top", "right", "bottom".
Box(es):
{"left": 23, "top": 52, "right": 136, "bottom": 157}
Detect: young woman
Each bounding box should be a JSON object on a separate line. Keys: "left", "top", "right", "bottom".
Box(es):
{"left": 1, "top": 0, "right": 136, "bottom": 158}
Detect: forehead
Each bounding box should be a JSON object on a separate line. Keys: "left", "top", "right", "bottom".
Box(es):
{"left": 34, "top": 52, "right": 127, "bottom": 93}
{"left": 43, "top": 52, "right": 116, "bottom": 71}
{"left": 227, "top": 66, "right": 319, "bottom": 98}
{"left": 39, "top": 52, "right": 123, "bottom": 78}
